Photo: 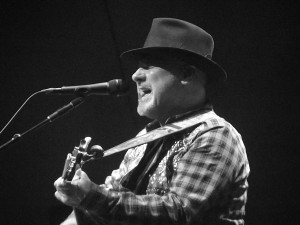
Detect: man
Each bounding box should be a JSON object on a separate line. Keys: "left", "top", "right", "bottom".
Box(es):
{"left": 54, "top": 18, "right": 250, "bottom": 225}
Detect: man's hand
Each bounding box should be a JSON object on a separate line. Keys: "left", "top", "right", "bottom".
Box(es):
{"left": 104, "top": 169, "right": 122, "bottom": 190}
{"left": 54, "top": 169, "right": 92, "bottom": 208}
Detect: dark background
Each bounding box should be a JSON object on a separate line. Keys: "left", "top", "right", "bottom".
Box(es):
{"left": 0, "top": 1, "right": 297, "bottom": 224}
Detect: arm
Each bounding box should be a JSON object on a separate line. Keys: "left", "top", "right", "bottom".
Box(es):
{"left": 56, "top": 145, "right": 141, "bottom": 225}
{"left": 56, "top": 166, "right": 127, "bottom": 225}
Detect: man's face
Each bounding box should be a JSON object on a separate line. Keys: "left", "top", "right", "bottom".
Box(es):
{"left": 132, "top": 57, "right": 185, "bottom": 123}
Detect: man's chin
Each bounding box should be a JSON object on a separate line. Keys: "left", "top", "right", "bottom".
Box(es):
{"left": 137, "top": 106, "right": 155, "bottom": 120}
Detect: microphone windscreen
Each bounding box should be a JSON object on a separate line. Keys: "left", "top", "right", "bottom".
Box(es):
{"left": 108, "top": 79, "right": 130, "bottom": 95}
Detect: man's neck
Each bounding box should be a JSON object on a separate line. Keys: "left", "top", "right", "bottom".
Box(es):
{"left": 149, "top": 101, "right": 213, "bottom": 129}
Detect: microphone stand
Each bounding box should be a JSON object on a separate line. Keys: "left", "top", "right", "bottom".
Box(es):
{"left": 0, "top": 97, "right": 85, "bottom": 151}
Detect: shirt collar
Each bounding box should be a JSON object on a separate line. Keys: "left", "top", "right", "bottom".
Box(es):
{"left": 145, "top": 101, "right": 213, "bottom": 132}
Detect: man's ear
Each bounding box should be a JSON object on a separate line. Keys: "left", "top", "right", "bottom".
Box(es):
{"left": 181, "top": 65, "right": 197, "bottom": 85}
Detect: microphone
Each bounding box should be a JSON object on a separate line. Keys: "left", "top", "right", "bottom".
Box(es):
{"left": 42, "top": 79, "right": 129, "bottom": 96}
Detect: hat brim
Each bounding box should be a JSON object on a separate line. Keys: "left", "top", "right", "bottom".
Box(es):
{"left": 121, "top": 47, "right": 227, "bottom": 84}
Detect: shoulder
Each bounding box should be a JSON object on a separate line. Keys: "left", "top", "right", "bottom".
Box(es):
{"left": 189, "top": 111, "right": 242, "bottom": 139}
{"left": 186, "top": 111, "right": 246, "bottom": 157}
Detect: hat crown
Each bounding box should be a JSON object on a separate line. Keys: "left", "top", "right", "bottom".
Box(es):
{"left": 121, "top": 18, "right": 227, "bottom": 84}
{"left": 144, "top": 18, "right": 214, "bottom": 59}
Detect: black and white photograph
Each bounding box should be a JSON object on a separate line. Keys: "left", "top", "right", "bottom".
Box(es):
{"left": 0, "top": 1, "right": 297, "bottom": 224}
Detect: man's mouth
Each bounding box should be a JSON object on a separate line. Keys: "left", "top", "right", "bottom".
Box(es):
{"left": 138, "top": 87, "right": 152, "bottom": 100}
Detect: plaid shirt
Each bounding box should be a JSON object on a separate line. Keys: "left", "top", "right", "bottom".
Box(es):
{"left": 77, "top": 109, "right": 250, "bottom": 225}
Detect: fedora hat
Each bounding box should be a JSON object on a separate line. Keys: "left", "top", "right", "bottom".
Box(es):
{"left": 121, "top": 18, "right": 227, "bottom": 84}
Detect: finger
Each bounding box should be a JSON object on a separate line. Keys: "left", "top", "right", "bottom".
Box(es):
{"left": 104, "top": 176, "right": 113, "bottom": 189}
{"left": 55, "top": 184, "right": 77, "bottom": 199}
{"left": 54, "top": 179, "right": 74, "bottom": 193}
{"left": 105, "top": 176, "right": 112, "bottom": 184}
{"left": 55, "top": 191, "right": 75, "bottom": 207}
{"left": 54, "top": 177, "right": 66, "bottom": 189}
{"left": 55, "top": 190, "right": 67, "bottom": 203}
{"left": 73, "top": 170, "right": 89, "bottom": 184}
{"left": 111, "top": 169, "right": 121, "bottom": 180}
{"left": 54, "top": 177, "right": 62, "bottom": 188}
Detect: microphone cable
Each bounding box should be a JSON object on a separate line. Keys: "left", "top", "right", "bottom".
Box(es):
{"left": 0, "top": 89, "right": 48, "bottom": 136}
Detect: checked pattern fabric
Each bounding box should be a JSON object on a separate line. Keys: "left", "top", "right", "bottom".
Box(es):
{"left": 77, "top": 109, "right": 250, "bottom": 225}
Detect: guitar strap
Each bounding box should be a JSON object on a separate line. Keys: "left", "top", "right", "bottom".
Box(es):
{"left": 103, "top": 109, "right": 215, "bottom": 157}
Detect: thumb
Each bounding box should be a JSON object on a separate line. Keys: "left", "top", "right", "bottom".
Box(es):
{"left": 73, "top": 168, "right": 82, "bottom": 181}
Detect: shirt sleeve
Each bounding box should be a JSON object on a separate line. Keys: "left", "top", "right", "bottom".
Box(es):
{"left": 78, "top": 123, "right": 245, "bottom": 225}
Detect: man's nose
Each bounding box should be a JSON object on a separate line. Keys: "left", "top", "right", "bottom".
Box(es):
{"left": 132, "top": 68, "right": 146, "bottom": 83}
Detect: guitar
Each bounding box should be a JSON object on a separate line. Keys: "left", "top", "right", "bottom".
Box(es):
{"left": 62, "top": 137, "right": 103, "bottom": 181}
{"left": 60, "top": 137, "right": 105, "bottom": 224}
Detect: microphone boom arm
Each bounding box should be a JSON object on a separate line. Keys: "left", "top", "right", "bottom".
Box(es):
{"left": 0, "top": 97, "right": 85, "bottom": 151}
